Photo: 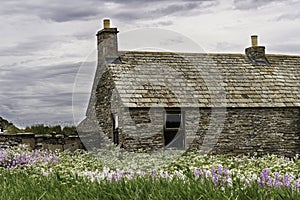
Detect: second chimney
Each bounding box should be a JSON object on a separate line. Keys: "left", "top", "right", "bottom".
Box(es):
{"left": 245, "top": 35, "right": 270, "bottom": 66}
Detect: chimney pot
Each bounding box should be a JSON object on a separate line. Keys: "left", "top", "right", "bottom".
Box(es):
{"left": 251, "top": 35, "right": 258, "bottom": 47}
{"left": 245, "top": 35, "right": 270, "bottom": 66}
{"left": 103, "top": 19, "right": 110, "bottom": 29}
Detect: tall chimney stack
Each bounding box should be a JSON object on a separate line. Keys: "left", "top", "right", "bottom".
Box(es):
{"left": 245, "top": 35, "right": 270, "bottom": 66}
{"left": 96, "top": 19, "right": 119, "bottom": 64}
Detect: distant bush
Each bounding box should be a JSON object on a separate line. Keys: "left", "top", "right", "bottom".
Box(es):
{"left": 24, "top": 124, "right": 77, "bottom": 135}
{"left": 0, "top": 117, "right": 20, "bottom": 134}
{"left": 6, "top": 124, "right": 20, "bottom": 134}
{"left": 62, "top": 126, "right": 78, "bottom": 135}
{"left": 0, "top": 117, "right": 9, "bottom": 129}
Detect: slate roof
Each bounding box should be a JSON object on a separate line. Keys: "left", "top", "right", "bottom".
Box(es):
{"left": 107, "top": 51, "right": 300, "bottom": 108}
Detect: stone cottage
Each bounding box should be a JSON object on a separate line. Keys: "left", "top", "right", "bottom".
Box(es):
{"left": 78, "top": 19, "right": 300, "bottom": 156}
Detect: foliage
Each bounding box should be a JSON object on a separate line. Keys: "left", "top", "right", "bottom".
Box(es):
{"left": 6, "top": 124, "right": 20, "bottom": 134}
{"left": 0, "top": 116, "right": 78, "bottom": 135}
{"left": 24, "top": 124, "right": 59, "bottom": 134}
{"left": 0, "top": 145, "right": 299, "bottom": 199}
{"left": 0, "top": 145, "right": 59, "bottom": 169}
{"left": 0, "top": 167, "right": 299, "bottom": 200}
{"left": 0, "top": 116, "right": 20, "bottom": 134}
{"left": 165, "top": 152, "right": 300, "bottom": 179}
{"left": 0, "top": 116, "right": 10, "bottom": 129}
{"left": 93, "top": 144, "right": 183, "bottom": 173}
{"left": 62, "top": 126, "right": 78, "bottom": 135}
{"left": 24, "top": 124, "right": 78, "bottom": 135}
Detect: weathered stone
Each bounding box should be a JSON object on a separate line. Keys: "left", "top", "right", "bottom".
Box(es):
{"left": 0, "top": 133, "right": 84, "bottom": 151}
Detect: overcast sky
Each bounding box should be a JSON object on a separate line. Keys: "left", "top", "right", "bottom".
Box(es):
{"left": 0, "top": 0, "right": 299, "bottom": 127}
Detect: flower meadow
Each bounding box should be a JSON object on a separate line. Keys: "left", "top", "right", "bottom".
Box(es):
{"left": 0, "top": 145, "right": 300, "bottom": 199}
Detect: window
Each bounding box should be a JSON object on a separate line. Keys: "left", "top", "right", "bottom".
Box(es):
{"left": 164, "top": 109, "right": 185, "bottom": 149}
{"left": 112, "top": 113, "right": 119, "bottom": 145}
{"left": 113, "top": 114, "right": 118, "bottom": 129}
{"left": 165, "top": 113, "right": 181, "bottom": 129}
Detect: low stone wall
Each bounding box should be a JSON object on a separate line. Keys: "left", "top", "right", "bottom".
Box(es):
{"left": 0, "top": 133, "right": 84, "bottom": 151}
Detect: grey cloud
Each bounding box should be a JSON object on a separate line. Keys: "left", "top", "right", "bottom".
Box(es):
{"left": 0, "top": 35, "right": 71, "bottom": 56}
{"left": 0, "top": 0, "right": 100, "bottom": 22}
{"left": 0, "top": 0, "right": 217, "bottom": 23}
{"left": 73, "top": 33, "right": 95, "bottom": 40}
{"left": 114, "top": 0, "right": 217, "bottom": 21}
{"left": 276, "top": 12, "right": 300, "bottom": 21}
{"left": 0, "top": 61, "right": 87, "bottom": 126}
{"left": 0, "top": 62, "right": 80, "bottom": 81}
{"left": 1, "top": 42, "right": 50, "bottom": 56}
{"left": 156, "top": 21, "right": 174, "bottom": 26}
{"left": 43, "top": 6, "right": 99, "bottom": 22}
{"left": 159, "top": 36, "right": 185, "bottom": 46}
{"left": 269, "top": 43, "right": 300, "bottom": 54}
{"left": 233, "top": 0, "right": 285, "bottom": 10}
{"left": 213, "top": 42, "right": 243, "bottom": 53}
{"left": 152, "top": 3, "right": 203, "bottom": 16}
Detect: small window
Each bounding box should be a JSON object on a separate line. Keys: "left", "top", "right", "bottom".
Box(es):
{"left": 113, "top": 114, "right": 118, "bottom": 129}
{"left": 112, "top": 113, "right": 119, "bottom": 145}
{"left": 165, "top": 114, "right": 181, "bottom": 129}
{"left": 164, "top": 110, "right": 185, "bottom": 149}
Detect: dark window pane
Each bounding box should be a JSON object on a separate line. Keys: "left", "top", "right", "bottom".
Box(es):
{"left": 164, "top": 130, "right": 178, "bottom": 145}
{"left": 166, "top": 114, "right": 181, "bottom": 129}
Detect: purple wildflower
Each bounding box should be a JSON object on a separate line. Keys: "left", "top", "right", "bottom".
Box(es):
{"left": 152, "top": 169, "right": 157, "bottom": 178}
{"left": 212, "top": 167, "right": 216, "bottom": 176}
{"left": 259, "top": 168, "right": 272, "bottom": 187}
{"left": 274, "top": 172, "right": 282, "bottom": 187}
{"left": 111, "top": 173, "right": 118, "bottom": 182}
{"left": 223, "top": 168, "right": 229, "bottom": 176}
{"left": 218, "top": 165, "right": 223, "bottom": 175}
{"left": 283, "top": 174, "right": 290, "bottom": 187}
{"left": 161, "top": 171, "right": 168, "bottom": 178}
{"left": 194, "top": 168, "right": 200, "bottom": 176}
{"left": 294, "top": 182, "right": 300, "bottom": 189}
{"left": 201, "top": 166, "right": 232, "bottom": 187}
{"left": 212, "top": 175, "right": 219, "bottom": 186}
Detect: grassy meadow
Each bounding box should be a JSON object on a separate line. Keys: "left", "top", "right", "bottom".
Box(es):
{"left": 0, "top": 145, "right": 299, "bottom": 199}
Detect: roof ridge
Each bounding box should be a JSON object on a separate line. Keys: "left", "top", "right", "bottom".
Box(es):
{"left": 118, "top": 50, "right": 300, "bottom": 57}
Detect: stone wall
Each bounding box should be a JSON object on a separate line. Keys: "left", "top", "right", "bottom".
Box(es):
{"left": 95, "top": 67, "right": 115, "bottom": 140}
{"left": 113, "top": 107, "right": 300, "bottom": 157}
{"left": 0, "top": 133, "right": 84, "bottom": 151}
{"left": 200, "top": 107, "right": 300, "bottom": 157}
{"left": 122, "top": 107, "right": 165, "bottom": 151}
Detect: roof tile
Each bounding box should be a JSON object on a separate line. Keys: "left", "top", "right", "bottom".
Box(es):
{"left": 105, "top": 51, "right": 300, "bottom": 108}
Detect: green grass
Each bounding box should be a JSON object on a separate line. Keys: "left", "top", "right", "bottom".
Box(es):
{"left": 0, "top": 169, "right": 299, "bottom": 200}
{"left": 0, "top": 146, "right": 300, "bottom": 199}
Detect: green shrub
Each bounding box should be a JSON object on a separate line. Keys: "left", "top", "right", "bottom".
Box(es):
{"left": 6, "top": 124, "right": 20, "bottom": 134}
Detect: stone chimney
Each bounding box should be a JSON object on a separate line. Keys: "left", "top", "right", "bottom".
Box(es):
{"left": 245, "top": 35, "right": 270, "bottom": 66}
{"left": 96, "top": 19, "right": 119, "bottom": 63}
